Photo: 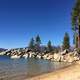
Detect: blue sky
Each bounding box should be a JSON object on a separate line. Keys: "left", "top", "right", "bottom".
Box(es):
{"left": 0, "top": 0, "right": 75, "bottom": 49}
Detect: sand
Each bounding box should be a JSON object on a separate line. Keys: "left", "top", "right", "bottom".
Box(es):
{"left": 25, "top": 61, "right": 80, "bottom": 80}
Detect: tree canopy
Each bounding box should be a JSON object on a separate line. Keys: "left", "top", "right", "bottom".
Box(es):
{"left": 71, "top": 0, "right": 80, "bottom": 48}
{"left": 47, "top": 40, "right": 53, "bottom": 52}
{"left": 63, "top": 32, "right": 70, "bottom": 50}
{"left": 72, "top": 0, "right": 80, "bottom": 28}
{"left": 28, "top": 38, "right": 35, "bottom": 50}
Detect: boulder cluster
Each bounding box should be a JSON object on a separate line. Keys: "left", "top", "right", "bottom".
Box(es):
{"left": 0, "top": 48, "right": 80, "bottom": 63}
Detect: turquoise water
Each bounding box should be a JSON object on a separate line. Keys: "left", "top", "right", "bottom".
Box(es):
{"left": 0, "top": 55, "right": 70, "bottom": 80}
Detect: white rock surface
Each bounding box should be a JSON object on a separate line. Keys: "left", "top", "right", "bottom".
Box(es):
{"left": 23, "top": 54, "right": 28, "bottom": 59}
{"left": 37, "top": 55, "right": 41, "bottom": 59}
{"left": 11, "top": 55, "right": 20, "bottom": 59}
{"left": 53, "top": 53, "right": 61, "bottom": 61}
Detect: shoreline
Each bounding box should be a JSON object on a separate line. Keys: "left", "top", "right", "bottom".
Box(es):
{"left": 25, "top": 62, "right": 72, "bottom": 79}
{"left": 0, "top": 63, "right": 72, "bottom": 80}
{"left": 0, "top": 56, "right": 74, "bottom": 80}
{"left": 25, "top": 62, "right": 80, "bottom": 80}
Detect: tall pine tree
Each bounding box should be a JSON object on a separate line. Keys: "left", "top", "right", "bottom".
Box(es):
{"left": 71, "top": 0, "right": 80, "bottom": 48}
{"left": 28, "top": 38, "right": 35, "bottom": 51}
{"left": 47, "top": 40, "right": 53, "bottom": 52}
{"left": 35, "top": 35, "right": 41, "bottom": 52}
{"left": 35, "top": 35, "right": 41, "bottom": 45}
{"left": 63, "top": 32, "right": 70, "bottom": 50}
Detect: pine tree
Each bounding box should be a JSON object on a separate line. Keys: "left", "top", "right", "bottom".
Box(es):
{"left": 28, "top": 38, "right": 35, "bottom": 50}
{"left": 71, "top": 0, "right": 80, "bottom": 48}
{"left": 35, "top": 35, "right": 41, "bottom": 45}
{"left": 35, "top": 35, "right": 41, "bottom": 52}
{"left": 63, "top": 32, "right": 70, "bottom": 50}
{"left": 47, "top": 40, "right": 53, "bottom": 52}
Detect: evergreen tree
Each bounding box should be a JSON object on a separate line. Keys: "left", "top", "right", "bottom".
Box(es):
{"left": 47, "top": 40, "right": 53, "bottom": 52}
{"left": 28, "top": 38, "right": 35, "bottom": 50}
{"left": 35, "top": 35, "right": 41, "bottom": 45}
{"left": 63, "top": 32, "right": 70, "bottom": 50}
{"left": 35, "top": 35, "right": 41, "bottom": 52}
{"left": 71, "top": 0, "right": 80, "bottom": 48}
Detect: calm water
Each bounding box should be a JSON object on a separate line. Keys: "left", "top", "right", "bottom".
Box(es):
{"left": 0, "top": 55, "right": 71, "bottom": 80}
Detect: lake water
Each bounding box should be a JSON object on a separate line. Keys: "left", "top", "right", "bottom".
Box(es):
{"left": 0, "top": 55, "right": 71, "bottom": 80}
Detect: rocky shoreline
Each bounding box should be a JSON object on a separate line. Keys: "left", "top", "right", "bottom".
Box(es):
{"left": 0, "top": 48, "right": 80, "bottom": 63}
{"left": 0, "top": 48, "right": 80, "bottom": 80}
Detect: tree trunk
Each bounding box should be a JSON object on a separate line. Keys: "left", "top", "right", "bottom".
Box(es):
{"left": 78, "top": 25, "right": 80, "bottom": 48}
{"left": 75, "top": 35, "right": 78, "bottom": 48}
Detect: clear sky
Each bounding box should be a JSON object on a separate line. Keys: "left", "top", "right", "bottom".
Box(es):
{"left": 0, "top": 0, "right": 75, "bottom": 49}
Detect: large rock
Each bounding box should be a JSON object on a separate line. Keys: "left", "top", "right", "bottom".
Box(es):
{"left": 53, "top": 53, "right": 61, "bottom": 61}
{"left": 46, "top": 55, "right": 54, "bottom": 60}
{"left": 61, "top": 49, "right": 69, "bottom": 55}
{"left": 28, "top": 52, "right": 35, "bottom": 58}
{"left": 73, "top": 50, "right": 78, "bottom": 56}
{"left": 60, "top": 55, "right": 66, "bottom": 62}
{"left": 74, "top": 56, "right": 79, "bottom": 61}
{"left": 23, "top": 54, "right": 28, "bottom": 59}
{"left": 43, "top": 54, "right": 49, "bottom": 60}
{"left": 11, "top": 55, "right": 20, "bottom": 59}
{"left": 65, "top": 53, "right": 74, "bottom": 63}
{"left": 0, "top": 52, "right": 6, "bottom": 55}
{"left": 68, "top": 52, "right": 79, "bottom": 61}
{"left": 37, "top": 55, "right": 41, "bottom": 59}
{"left": 67, "top": 57, "right": 74, "bottom": 63}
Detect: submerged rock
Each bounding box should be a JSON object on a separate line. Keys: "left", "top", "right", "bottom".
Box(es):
{"left": 11, "top": 55, "right": 21, "bottom": 59}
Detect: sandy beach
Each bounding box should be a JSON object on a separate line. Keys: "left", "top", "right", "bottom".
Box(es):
{"left": 26, "top": 62, "right": 80, "bottom": 80}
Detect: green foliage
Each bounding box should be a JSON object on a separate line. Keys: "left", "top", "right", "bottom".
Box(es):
{"left": 35, "top": 35, "right": 41, "bottom": 45}
{"left": 35, "top": 35, "right": 41, "bottom": 52}
{"left": 71, "top": 0, "right": 80, "bottom": 48}
{"left": 28, "top": 38, "right": 35, "bottom": 50}
{"left": 47, "top": 40, "right": 53, "bottom": 52}
{"left": 71, "top": 0, "right": 80, "bottom": 27}
{"left": 28, "top": 35, "right": 42, "bottom": 52}
{"left": 62, "top": 32, "right": 70, "bottom": 50}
